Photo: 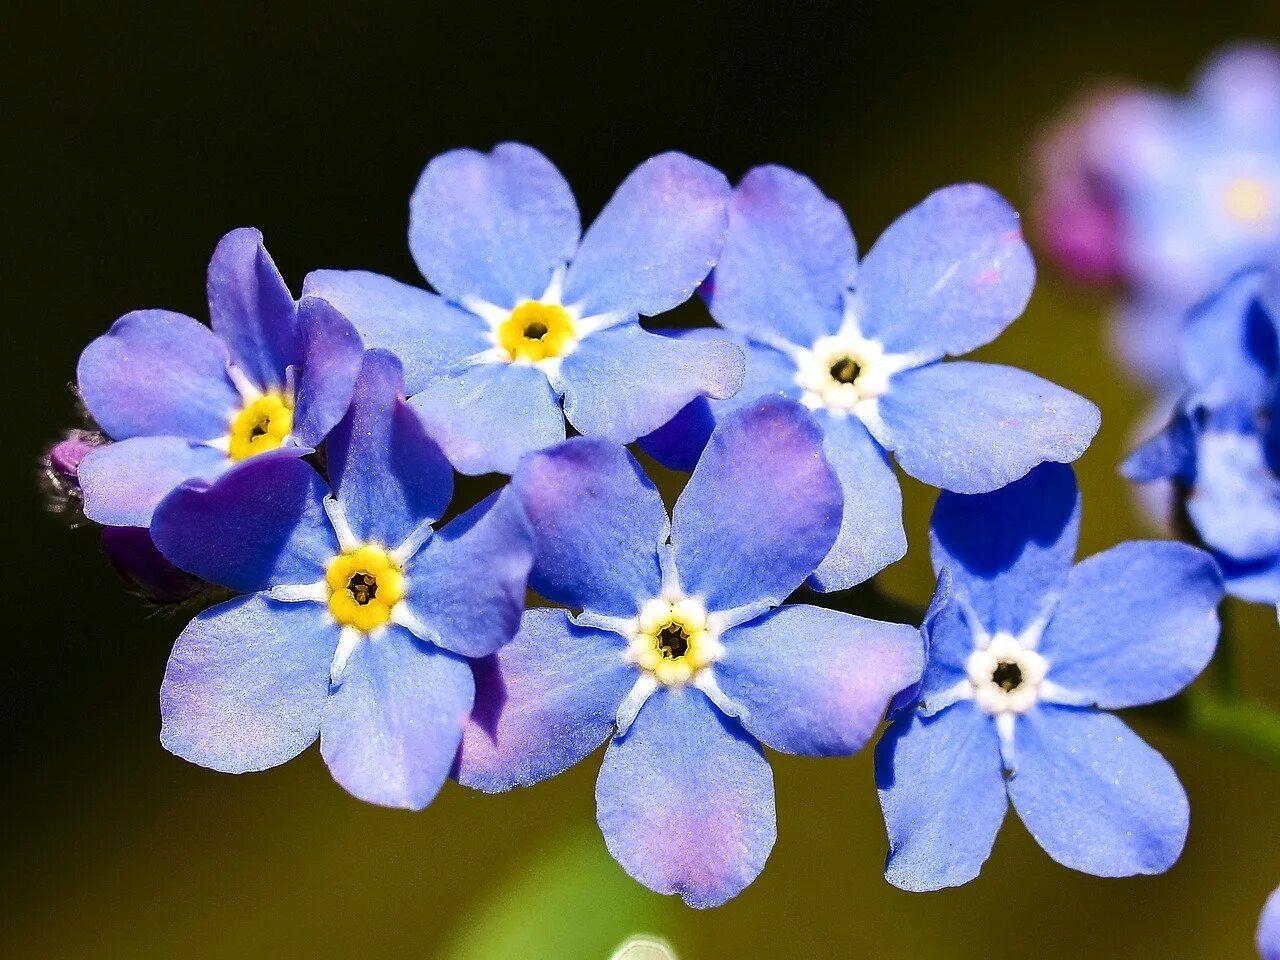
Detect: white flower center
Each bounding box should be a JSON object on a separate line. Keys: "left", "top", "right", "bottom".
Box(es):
{"left": 793, "top": 331, "right": 912, "bottom": 416}
{"left": 966, "top": 632, "right": 1048, "bottom": 716}
{"left": 625, "top": 595, "right": 724, "bottom": 688}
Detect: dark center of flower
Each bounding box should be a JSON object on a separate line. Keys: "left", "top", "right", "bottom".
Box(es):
{"left": 991, "top": 660, "right": 1024, "bottom": 692}
{"left": 829, "top": 355, "right": 862, "bottom": 385}
{"left": 347, "top": 571, "right": 379, "bottom": 606}
{"left": 523, "top": 321, "right": 549, "bottom": 340}
{"left": 657, "top": 623, "right": 690, "bottom": 660}
{"left": 247, "top": 414, "right": 271, "bottom": 440}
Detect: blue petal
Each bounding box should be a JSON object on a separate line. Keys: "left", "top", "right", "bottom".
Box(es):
{"left": 1121, "top": 413, "right": 1196, "bottom": 483}
{"left": 1180, "top": 268, "right": 1278, "bottom": 406}
{"left": 302, "top": 270, "right": 490, "bottom": 393}
{"left": 513, "top": 439, "right": 666, "bottom": 617}
{"left": 876, "top": 702, "right": 1007, "bottom": 892}
{"left": 152, "top": 453, "right": 337, "bottom": 593}
{"left": 206, "top": 227, "right": 300, "bottom": 390}
{"left": 79, "top": 436, "right": 229, "bottom": 527}
{"left": 408, "top": 361, "right": 564, "bottom": 476}
{"left": 912, "top": 571, "right": 970, "bottom": 711}
{"left": 1194, "top": 43, "right": 1280, "bottom": 136}
{"left": 1188, "top": 424, "right": 1280, "bottom": 561}
{"left": 672, "top": 397, "right": 842, "bottom": 611}
{"left": 326, "top": 350, "right": 453, "bottom": 546}
{"left": 596, "top": 688, "right": 774, "bottom": 908}
{"left": 873, "top": 361, "right": 1100, "bottom": 494}
{"left": 1218, "top": 551, "right": 1280, "bottom": 604}
{"left": 1109, "top": 296, "right": 1188, "bottom": 389}
{"left": 160, "top": 593, "right": 336, "bottom": 772}
{"left": 807, "top": 412, "right": 906, "bottom": 591}
{"left": 1039, "top": 542, "right": 1221, "bottom": 708}
{"left": 563, "top": 152, "right": 729, "bottom": 319}
{"left": 400, "top": 489, "right": 533, "bottom": 658}
{"left": 929, "top": 461, "right": 1081, "bottom": 634}
{"left": 320, "top": 624, "right": 474, "bottom": 810}
{"left": 703, "top": 164, "right": 853, "bottom": 346}
{"left": 559, "top": 321, "right": 743, "bottom": 443}
{"left": 1259, "top": 886, "right": 1280, "bottom": 960}
{"left": 1007, "top": 706, "right": 1188, "bottom": 877}
{"left": 857, "top": 184, "right": 1035, "bottom": 360}
{"left": 717, "top": 604, "right": 922, "bottom": 756}
{"left": 638, "top": 330, "right": 798, "bottom": 471}
{"left": 291, "top": 296, "right": 364, "bottom": 447}
{"left": 455, "top": 608, "right": 633, "bottom": 792}
{"left": 408, "top": 143, "right": 580, "bottom": 307}
{"left": 77, "top": 310, "right": 239, "bottom": 441}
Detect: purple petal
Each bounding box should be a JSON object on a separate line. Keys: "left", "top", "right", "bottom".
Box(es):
{"left": 160, "top": 593, "right": 336, "bottom": 772}
{"left": 206, "top": 227, "right": 300, "bottom": 390}
{"left": 78, "top": 436, "right": 229, "bottom": 527}
{"left": 408, "top": 143, "right": 580, "bottom": 307}
{"left": 564, "top": 152, "right": 730, "bottom": 319}
{"left": 1259, "top": 886, "right": 1280, "bottom": 960}
{"left": 291, "top": 296, "right": 364, "bottom": 447}
{"left": 857, "top": 184, "right": 1036, "bottom": 361}
{"left": 559, "top": 322, "right": 743, "bottom": 443}
{"left": 76, "top": 309, "right": 239, "bottom": 441}
{"left": 326, "top": 350, "right": 453, "bottom": 546}
{"left": 320, "top": 624, "right": 474, "bottom": 810}
{"left": 872, "top": 361, "right": 1100, "bottom": 494}
{"left": 455, "top": 608, "right": 633, "bottom": 792}
{"left": 705, "top": 164, "right": 854, "bottom": 346}
{"left": 151, "top": 453, "right": 336, "bottom": 593}
{"left": 596, "top": 688, "right": 774, "bottom": 908}
{"left": 718, "top": 604, "right": 922, "bottom": 756}
{"left": 1194, "top": 43, "right": 1280, "bottom": 137}
{"left": 672, "top": 397, "right": 841, "bottom": 611}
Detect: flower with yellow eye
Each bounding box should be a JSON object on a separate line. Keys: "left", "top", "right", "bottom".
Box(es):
{"left": 151, "top": 351, "right": 534, "bottom": 812}
{"left": 454, "top": 398, "right": 923, "bottom": 908}
{"left": 76, "top": 227, "right": 363, "bottom": 528}
{"left": 304, "top": 142, "right": 747, "bottom": 477}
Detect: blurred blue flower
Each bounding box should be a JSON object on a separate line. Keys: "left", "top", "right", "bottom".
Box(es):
{"left": 454, "top": 397, "right": 923, "bottom": 907}
{"left": 150, "top": 351, "right": 533, "bottom": 810}
{"left": 641, "top": 166, "right": 1100, "bottom": 591}
{"left": 1124, "top": 267, "right": 1280, "bottom": 602}
{"left": 877, "top": 462, "right": 1221, "bottom": 891}
{"left": 1261, "top": 886, "right": 1280, "bottom": 960}
{"left": 1080, "top": 44, "right": 1280, "bottom": 384}
{"left": 75, "top": 228, "right": 364, "bottom": 527}
{"left": 304, "top": 143, "right": 744, "bottom": 476}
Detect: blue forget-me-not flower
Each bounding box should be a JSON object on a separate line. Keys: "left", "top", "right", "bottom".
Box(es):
{"left": 149, "top": 350, "right": 534, "bottom": 810}
{"left": 1124, "top": 266, "right": 1280, "bottom": 602}
{"left": 642, "top": 166, "right": 1100, "bottom": 591}
{"left": 1261, "top": 886, "right": 1280, "bottom": 960}
{"left": 876, "top": 462, "right": 1221, "bottom": 891}
{"left": 304, "top": 143, "right": 745, "bottom": 476}
{"left": 76, "top": 228, "right": 364, "bottom": 527}
{"left": 453, "top": 396, "right": 924, "bottom": 907}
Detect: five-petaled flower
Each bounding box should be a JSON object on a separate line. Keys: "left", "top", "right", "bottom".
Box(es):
{"left": 876, "top": 462, "right": 1222, "bottom": 891}
{"left": 1124, "top": 266, "right": 1280, "bottom": 602}
{"left": 454, "top": 396, "right": 924, "bottom": 907}
{"left": 304, "top": 143, "right": 745, "bottom": 476}
{"left": 641, "top": 166, "right": 1100, "bottom": 591}
{"left": 76, "top": 228, "right": 363, "bottom": 527}
{"left": 149, "top": 350, "right": 534, "bottom": 809}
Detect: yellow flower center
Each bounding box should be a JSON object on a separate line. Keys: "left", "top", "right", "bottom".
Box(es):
{"left": 1223, "top": 175, "right": 1273, "bottom": 225}
{"left": 228, "top": 392, "right": 294, "bottom": 461}
{"left": 325, "top": 544, "right": 406, "bottom": 633}
{"left": 497, "top": 301, "right": 576, "bottom": 362}
{"left": 627, "top": 597, "right": 723, "bottom": 687}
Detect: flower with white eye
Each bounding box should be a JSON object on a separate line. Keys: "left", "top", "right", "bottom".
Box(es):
{"left": 877, "top": 462, "right": 1222, "bottom": 893}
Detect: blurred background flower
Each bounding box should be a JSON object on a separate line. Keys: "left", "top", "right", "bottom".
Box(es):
{"left": 8, "top": 3, "right": 1280, "bottom": 959}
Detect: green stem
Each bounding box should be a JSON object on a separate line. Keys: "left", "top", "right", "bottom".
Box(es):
{"left": 1181, "top": 691, "right": 1280, "bottom": 765}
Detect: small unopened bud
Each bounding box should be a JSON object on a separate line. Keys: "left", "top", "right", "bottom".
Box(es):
{"left": 101, "top": 526, "right": 203, "bottom": 605}
{"left": 41, "top": 429, "right": 106, "bottom": 515}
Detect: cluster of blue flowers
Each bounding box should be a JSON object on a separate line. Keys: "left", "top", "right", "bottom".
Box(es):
{"left": 51, "top": 143, "right": 1232, "bottom": 911}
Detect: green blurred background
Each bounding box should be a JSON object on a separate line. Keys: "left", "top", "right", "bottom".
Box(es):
{"left": 6, "top": 3, "right": 1280, "bottom": 957}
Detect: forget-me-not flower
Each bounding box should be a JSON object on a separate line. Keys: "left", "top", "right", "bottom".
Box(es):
{"left": 876, "top": 462, "right": 1221, "bottom": 891}
{"left": 453, "top": 396, "right": 924, "bottom": 907}
{"left": 150, "top": 350, "right": 534, "bottom": 809}
{"left": 76, "top": 228, "right": 363, "bottom": 527}
{"left": 1081, "top": 44, "right": 1280, "bottom": 384}
{"left": 304, "top": 143, "right": 745, "bottom": 476}
{"left": 642, "top": 166, "right": 1100, "bottom": 591}
{"left": 1261, "top": 886, "right": 1280, "bottom": 960}
{"left": 1124, "top": 266, "right": 1280, "bottom": 602}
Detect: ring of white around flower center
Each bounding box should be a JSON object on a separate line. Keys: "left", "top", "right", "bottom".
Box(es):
{"left": 793, "top": 329, "right": 914, "bottom": 416}
{"left": 966, "top": 632, "right": 1048, "bottom": 716}
{"left": 626, "top": 595, "right": 725, "bottom": 688}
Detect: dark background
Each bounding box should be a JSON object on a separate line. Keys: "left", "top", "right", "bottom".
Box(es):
{"left": 6, "top": 3, "right": 1280, "bottom": 958}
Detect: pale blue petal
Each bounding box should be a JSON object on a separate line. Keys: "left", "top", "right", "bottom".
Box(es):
{"left": 79, "top": 436, "right": 230, "bottom": 528}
